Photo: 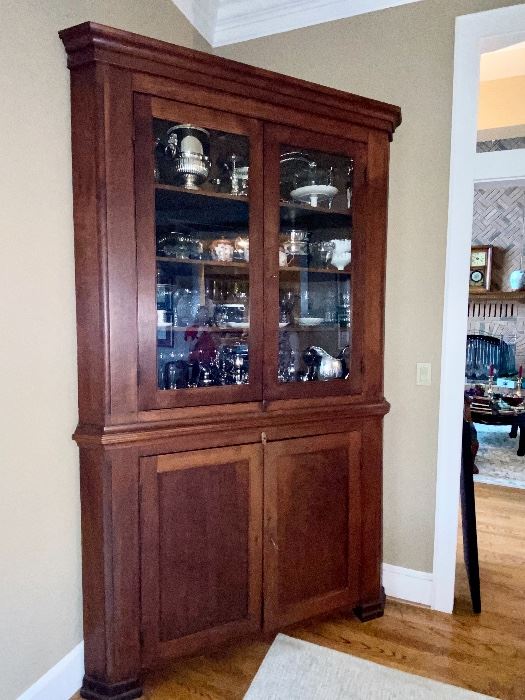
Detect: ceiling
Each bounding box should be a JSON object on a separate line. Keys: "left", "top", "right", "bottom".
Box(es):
{"left": 172, "top": 0, "right": 425, "bottom": 47}
{"left": 480, "top": 41, "right": 525, "bottom": 82}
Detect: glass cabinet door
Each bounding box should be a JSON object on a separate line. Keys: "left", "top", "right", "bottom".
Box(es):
{"left": 264, "top": 124, "right": 364, "bottom": 400}
{"left": 135, "top": 96, "right": 263, "bottom": 409}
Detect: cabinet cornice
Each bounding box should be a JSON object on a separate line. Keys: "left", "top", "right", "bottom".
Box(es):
{"left": 59, "top": 21, "right": 401, "bottom": 138}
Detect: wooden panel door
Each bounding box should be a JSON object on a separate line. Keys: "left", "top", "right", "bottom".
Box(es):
{"left": 263, "top": 432, "right": 361, "bottom": 630}
{"left": 140, "top": 444, "right": 263, "bottom": 665}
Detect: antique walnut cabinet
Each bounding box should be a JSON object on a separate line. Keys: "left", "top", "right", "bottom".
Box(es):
{"left": 60, "top": 22, "right": 401, "bottom": 700}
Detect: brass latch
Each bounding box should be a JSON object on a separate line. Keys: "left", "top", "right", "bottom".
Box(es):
{"left": 261, "top": 432, "right": 267, "bottom": 445}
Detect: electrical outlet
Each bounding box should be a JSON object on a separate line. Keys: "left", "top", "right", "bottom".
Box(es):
{"left": 416, "top": 363, "right": 432, "bottom": 386}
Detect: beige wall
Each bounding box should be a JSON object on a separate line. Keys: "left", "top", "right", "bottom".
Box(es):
{"left": 0, "top": 2, "right": 208, "bottom": 698}
{"left": 217, "top": 0, "right": 519, "bottom": 572}
{"left": 1, "top": 0, "right": 522, "bottom": 697}
{"left": 478, "top": 75, "right": 525, "bottom": 129}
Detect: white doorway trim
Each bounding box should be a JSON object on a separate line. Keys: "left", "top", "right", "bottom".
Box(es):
{"left": 475, "top": 149, "right": 525, "bottom": 187}
{"left": 433, "top": 3, "right": 525, "bottom": 613}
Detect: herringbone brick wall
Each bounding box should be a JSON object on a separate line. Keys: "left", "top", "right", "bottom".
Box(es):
{"left": 477, "top": 137, "right": 525, "bottom": 153}
{"left": 469, "top": 186, "right": 525, "bottom": 373}
{"left": 472, "top": 187, "right": 525, "bottom": 291}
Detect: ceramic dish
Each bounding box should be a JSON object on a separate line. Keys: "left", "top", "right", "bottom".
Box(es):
{"left": 290, "top": 184, "right": 338, "bottom": 208}
{"left": 226, "top": 321, "right": 250, "bottom": 329}
{"left": 278, "top": 322, "right": 289, "bottom": 329}
{"left": 296, "top": 317, "right": 324, "bottom": 327}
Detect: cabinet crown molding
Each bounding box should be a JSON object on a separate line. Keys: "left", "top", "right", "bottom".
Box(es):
{"left": 59, "top": 21, "right": 401, "bottom": 137}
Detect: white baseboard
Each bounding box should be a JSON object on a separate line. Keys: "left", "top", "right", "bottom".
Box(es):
{"left": 17, "top": 642, "right": 84, "bottom": 700}
{"left": 17, "top": 565, "right": 433, "bottom": 698}
{"left": 382, "top": 563, "right": 433, "bottom": 606}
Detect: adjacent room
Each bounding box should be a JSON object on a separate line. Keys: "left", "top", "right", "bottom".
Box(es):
{"left": 466, "top": 41, "right": 525, "bottom": 490}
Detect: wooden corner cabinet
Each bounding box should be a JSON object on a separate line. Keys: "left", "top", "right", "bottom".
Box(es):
{"left": 60, "top": 22, "right": 400, "bottom": 700}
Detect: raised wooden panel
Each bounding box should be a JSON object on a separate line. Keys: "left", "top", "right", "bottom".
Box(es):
{"left": 140, "top": 444, "right": 263, "bottom": 666}
{"left": 263, "top": 432, "right": 361, "bottom": 630}
{"left": 157, "top": 461, "right": 249, "bottom": 640}
{"left": 278, "top": 443, "right": 349, "bottom": 606}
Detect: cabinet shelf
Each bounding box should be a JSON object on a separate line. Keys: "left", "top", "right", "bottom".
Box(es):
{"left": 157, "top": 256, "right": 248, "bottom": 269}
{"left": 156, "top": 183, "right": 249, "bottom": 203}
{"left": 157, "top": 258, "right": 350, "bottom": 275}
{"left": 160, "top": 325, "right": 249, "bottom": 334}
{"left": 280, "top": 265, "right": 351, "bottom": 275}
{"left": 281, "top": 324, "right": 349, "bottom": 332}
{"left": 280, "top": 200, "right": 350, "bottom": 217}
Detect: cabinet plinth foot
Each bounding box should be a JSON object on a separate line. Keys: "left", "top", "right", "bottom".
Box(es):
{"left": 80, "top": 675, "right": 143, "bottom": 700}
{"left": 354, "top": 586, "right": 386, "bottom": 622}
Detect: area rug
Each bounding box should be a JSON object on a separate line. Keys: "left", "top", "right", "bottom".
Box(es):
{"left": 244, "top": 634, "right": 494, "bottom": 699}
{"left": 474, "top": 423, "right": 525, "bottom": 489}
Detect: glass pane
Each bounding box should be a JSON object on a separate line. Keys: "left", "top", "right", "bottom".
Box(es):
{"left": 153, "top": 118, "right": 251, "bottom": 390}
{"left": 278, "top": 145, "right": 353, "bottom": 383}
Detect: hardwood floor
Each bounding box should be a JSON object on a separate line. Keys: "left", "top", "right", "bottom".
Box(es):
{"left": 72, "top": 483, "right": 525, "bottom": 699}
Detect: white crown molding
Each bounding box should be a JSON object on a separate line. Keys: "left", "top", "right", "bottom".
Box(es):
{"left": 172, "top": 0, "right": 426, "bottom": 48}
{"left": 474, "top": 148, "right": 525, "bottom": 189}
{"left": 171, "top": 0, "right": 218, "bottom": 46}
{"left": 213, "top": 0, "right": 426, "bottom": 47}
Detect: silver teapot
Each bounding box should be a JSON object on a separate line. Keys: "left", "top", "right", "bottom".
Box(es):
{"left": 303, "top": 346, "right": 344, "bottom": 380}
{"left": 165, "top": 124, "right": 211, "bottom": 190}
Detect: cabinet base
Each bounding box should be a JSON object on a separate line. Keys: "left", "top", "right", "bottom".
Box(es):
{"left": 354, "top": 587, "right": 386, "bottom": 622}
{"left": 80, "top": 676, "right": 143, "bottom": 700}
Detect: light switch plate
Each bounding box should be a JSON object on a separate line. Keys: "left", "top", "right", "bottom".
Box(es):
{"left": 416, "top": 363, "right": 432, "bottom": 386}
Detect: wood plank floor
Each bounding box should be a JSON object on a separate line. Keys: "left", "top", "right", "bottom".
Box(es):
{"left": 73, "top": 483, "right": 525, "bottom": 699}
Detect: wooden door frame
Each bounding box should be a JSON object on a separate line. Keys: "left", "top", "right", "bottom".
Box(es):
{"left": 434, "top": 3, "right": 525, "bottom": 613}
